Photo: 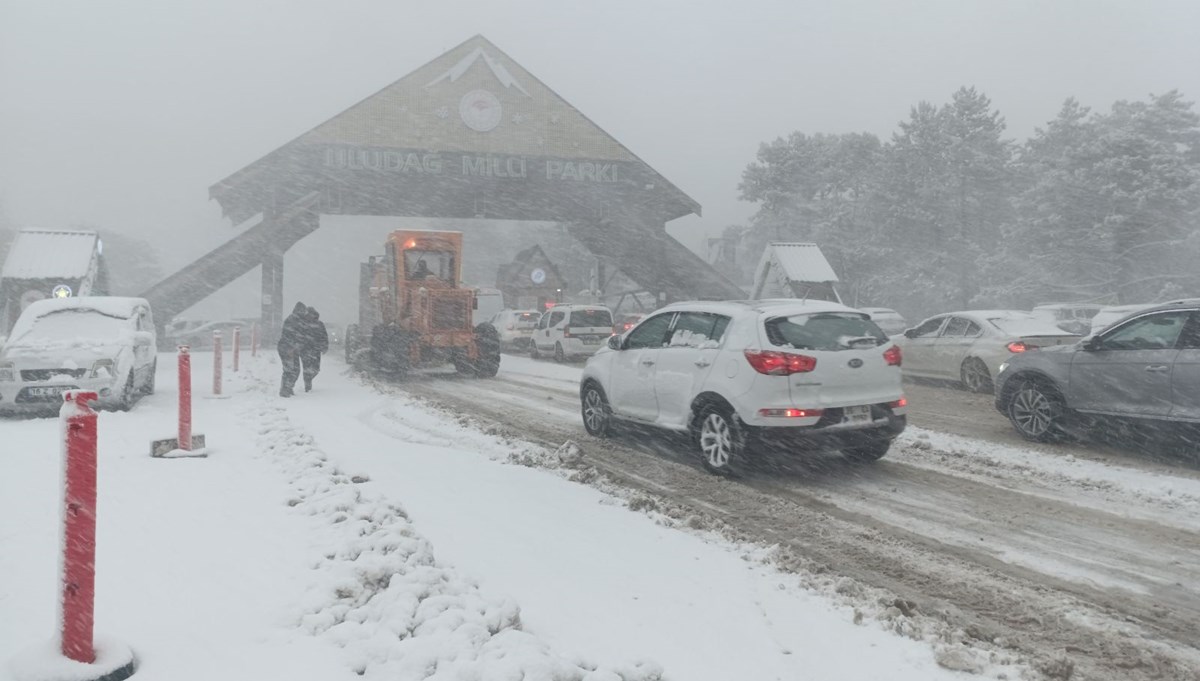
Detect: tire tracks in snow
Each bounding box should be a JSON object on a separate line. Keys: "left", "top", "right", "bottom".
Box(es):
{"left": 379, "top": 368, "right": 1200, "bottom": 681}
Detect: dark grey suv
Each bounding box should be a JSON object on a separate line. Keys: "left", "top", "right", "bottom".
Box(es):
{"left": 994, "top": 300, "right": 1200, "bottom": 442}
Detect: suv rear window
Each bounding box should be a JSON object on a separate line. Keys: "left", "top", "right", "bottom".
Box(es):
{"left": 569, "top": 309, "right": 612, "bottom": 327}
{"left": 764, "top": 312, "right": 887, "bottom": 351}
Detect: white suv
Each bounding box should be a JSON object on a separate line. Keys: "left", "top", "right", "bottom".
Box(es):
{"left": 579, "top": 300, "right": 907, "bottom": 474}
{"left": 531, "top": 305, "right": 614, "bottom": 362}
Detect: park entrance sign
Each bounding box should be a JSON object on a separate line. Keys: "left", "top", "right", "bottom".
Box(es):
{"left": 143, "top": 35, "right": 742, "bottom": 338}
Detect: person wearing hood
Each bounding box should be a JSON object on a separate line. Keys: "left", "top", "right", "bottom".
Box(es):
{"left": 277, "top": 302, "right": 308, "bottom": 397}
{"left": 299, "top": 305, "right": 329, "bottom": 392}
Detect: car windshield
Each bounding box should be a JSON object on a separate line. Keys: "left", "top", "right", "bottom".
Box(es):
{"left": 10, "top": 309, "right": 129, "bottom": 346}
{"left": 569, "top": 309, "right": 612, "bottom": 327}
{"left": 764, "top": 312, "right": 887, "bottom": 350}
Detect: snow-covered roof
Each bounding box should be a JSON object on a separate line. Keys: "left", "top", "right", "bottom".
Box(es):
{"left": 1, "top": 229, "right": 100, "bottom": 280}
{"left": 760, "top": 243, "right": 839, "bottom": 283}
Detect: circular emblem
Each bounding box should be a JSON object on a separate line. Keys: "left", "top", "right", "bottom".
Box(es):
{"left": 847, "top": 358, "right": 864, "bottom": 368}
{"left": 459, "top": 89, "right": 503, "bottom": 132}
{"left": 52, "top": 284, "right": 73, "bottom": 299}
{"left": 530, "top": 268, "right": 546, "bottom": 284}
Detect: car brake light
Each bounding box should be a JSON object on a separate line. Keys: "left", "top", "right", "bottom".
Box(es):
{"left": 744, "top": 349, "right": 817, "bottom": 375}
{"left": 889, "top": 397, "right": 907, "bottom": 408}
{"left": 623, "top": 322, "right": 634, "bottom": 331}
{"left": 1007, "top": 341, "right": 1031, "bottom": 353}
{"left": 563, "top": 326, "right": 572, "bottom": 338}
{"left": 758, "top": 408, "right": 824, "bottom": 418}
{"left": 883, "top": 345, "right": 902, "bottom": 366}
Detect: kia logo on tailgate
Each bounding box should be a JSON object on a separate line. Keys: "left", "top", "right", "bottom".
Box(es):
{"left": 847, "top": 359, "right": 864, "bottom": 368}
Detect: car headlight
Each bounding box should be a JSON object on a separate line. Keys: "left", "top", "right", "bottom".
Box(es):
{"left": 0, "top": 361, "right": 14, "bottom": 382}
{"left": 90, "top": 359, "right": 116, "bottom": 378}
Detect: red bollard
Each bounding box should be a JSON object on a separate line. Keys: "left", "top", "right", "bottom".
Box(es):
{"left": 232, "top": 326, "right": 241, "bottom": 373}
{"left": 178, "top": 346, "right": 192, "bottom": 450}
{"left": 60, "top": 390, "right": 99, "bottom": 663}
{"left": 251, "top": 322, "right": 258, "bottom": 358}
{"left": 212, "top": 330, "right": 223, "bottom": 396}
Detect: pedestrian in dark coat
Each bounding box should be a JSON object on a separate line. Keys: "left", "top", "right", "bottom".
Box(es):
{"left": 277, "top": 302, "right": 308, "bottom": 397}
{"left": 299, "top": 305, "right": 329, "bottom": 392}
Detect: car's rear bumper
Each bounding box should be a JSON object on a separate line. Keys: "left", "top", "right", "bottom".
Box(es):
{"left": 753, "top": 413, "right": 907, "bottom": 450}
{"left": 561, "top": 337, "right": 607, "bottom": 356}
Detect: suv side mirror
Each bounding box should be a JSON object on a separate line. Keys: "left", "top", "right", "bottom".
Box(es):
{"left": 607, "top": 335, "right": 622, "bottom": 351}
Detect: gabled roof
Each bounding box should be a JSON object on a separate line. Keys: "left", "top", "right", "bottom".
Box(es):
{"left": 210, "top": 35, "right": 700, "bottom": 220}
{"left": 758, "top": 243, "right": 839, "bottom": 284}
{"left": 498, "top": 244, "right": 566, "bottom": 287}
{"left": 1, "top": 229, "right": 100, "bottom": 280}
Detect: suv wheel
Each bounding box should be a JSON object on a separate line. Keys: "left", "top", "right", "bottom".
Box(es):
{"left": 581, "top": 383, "right": 612, "bottom": 437}
{"left": 1007, "top": 380, "right": 1066, "bottom": 442}
{"left": 844, "top": 437, "right": 892, "bottom": 463}
{"left": 960, "top": 358, "right": 992, "bottom": 393}
{"left": 530, "top": 341, "right": 541, "bottom": 360}
{"left": 696, "top": 405, "right": 745, "bottom": 476}
{"left": 554, "top": 342, "right": 566, "bottom": 363}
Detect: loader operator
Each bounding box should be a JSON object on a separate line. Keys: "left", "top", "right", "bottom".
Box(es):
{"left": 410, "top": 259, "right": 433, "bottom": 280}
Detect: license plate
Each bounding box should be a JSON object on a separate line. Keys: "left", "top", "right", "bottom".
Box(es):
{"left": 28, "top": 386, "right": 69, "bottom": 398}
{"left": 582, "top": 337, "right": 600, "bottom": 345}
{"left": 843, "top": 405, "right": 871, "bottom": 424}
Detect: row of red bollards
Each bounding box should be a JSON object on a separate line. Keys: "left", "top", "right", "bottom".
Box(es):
{"left": 34, "top": 323, "right": 264, "bottom": 677}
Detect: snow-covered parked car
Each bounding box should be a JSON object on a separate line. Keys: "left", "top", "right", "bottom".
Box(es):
{"left": 0, "top": 297, "right": 157, "bottom": 413}
{"left": 579, "top": 300, "right": 907, "bottom": 475}
{"left": 897, "top": 310, "right": 1080, "bottom": 393}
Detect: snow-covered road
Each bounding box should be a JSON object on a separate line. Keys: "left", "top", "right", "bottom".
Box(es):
{"left": 396, "top": 352, "right": 1200, "bottom": 681}
{"left": 2, "top": 351, "right": 1008, "bottom": 681}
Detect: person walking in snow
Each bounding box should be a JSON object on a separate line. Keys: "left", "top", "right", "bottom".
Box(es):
{"left": 299, "top": 305, "right": 329, "bottom": 392}
{"left": 277, "top": 301, "right": 308, "bottom": 397}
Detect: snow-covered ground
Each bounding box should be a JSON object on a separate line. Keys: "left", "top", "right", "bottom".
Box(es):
{"left": 2, "top": 351, "right": 993, "bottom": 681}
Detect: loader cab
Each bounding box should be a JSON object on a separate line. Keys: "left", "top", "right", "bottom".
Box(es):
{"left": 404, "top": 249, "right": 455, "bottom": 283}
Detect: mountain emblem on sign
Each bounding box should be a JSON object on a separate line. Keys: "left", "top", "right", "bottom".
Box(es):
{"left": 426, "top": 46, "right": 531, "bottom": 97}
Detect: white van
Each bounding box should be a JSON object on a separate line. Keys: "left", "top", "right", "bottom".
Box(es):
{"left": 472, "top": 287, "right": 505, "bottom": 326}
{"left": 530, "top": 304, "right": 613, "bottom": 362}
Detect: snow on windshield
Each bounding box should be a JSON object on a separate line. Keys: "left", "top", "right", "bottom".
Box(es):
{"left": 7, "top": 309, "right": 131, "bottom": 349}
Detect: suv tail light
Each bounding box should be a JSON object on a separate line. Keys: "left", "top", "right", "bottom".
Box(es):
{"left": 883, "top": 345, "right": 902, "bottom": 366}
{"left": 1007, "top": 341, "right": 1031, "bottom": 353}
{"left": 562, "top": 326, "right": 572, "bottom": 338}
{"left": 744, "top": 350, "right": 817, "bottom": 375}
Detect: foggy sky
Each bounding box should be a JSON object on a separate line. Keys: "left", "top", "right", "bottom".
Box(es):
{"left": 3, "top": 0, "right": 1199, "bottom": 322}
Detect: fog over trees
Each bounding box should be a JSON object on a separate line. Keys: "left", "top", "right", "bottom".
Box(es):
{"left": 734, "top": 88, "right": 1200, "bottom": 321}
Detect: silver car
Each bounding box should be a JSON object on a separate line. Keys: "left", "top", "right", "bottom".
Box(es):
{"left": 995, "top": 300, "right": 1200, "bottom": 441}
{"left": 898, "top": 310, "right": 1079, "bottom": 393}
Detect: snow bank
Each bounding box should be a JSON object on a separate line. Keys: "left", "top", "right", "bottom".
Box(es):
{"left": 245, "top": 403, "right": 662, "bottom": 681}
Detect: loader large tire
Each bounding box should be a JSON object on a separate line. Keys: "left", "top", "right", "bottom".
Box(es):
{"left": 369, "top": 325, "right": 411, "bottom": 380}
{"left": 470, "top": 323, "right": 501, "bottom": 378}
